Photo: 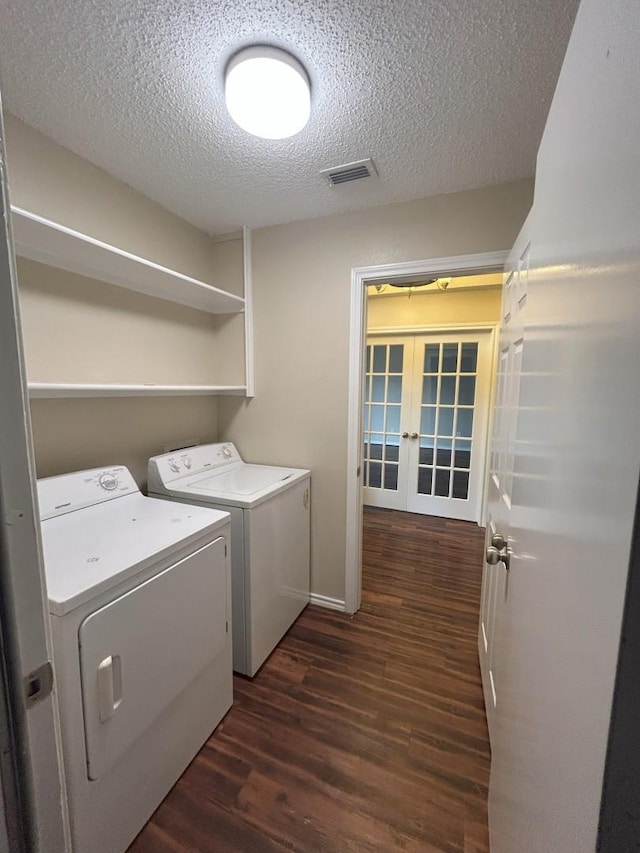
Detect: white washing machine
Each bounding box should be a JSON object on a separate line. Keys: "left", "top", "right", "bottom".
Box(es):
{"left": 148, "top": 443, "right": 310, "bottom": 676}
{"left": 38, "top": 466, "right": 233, "bottom": 853}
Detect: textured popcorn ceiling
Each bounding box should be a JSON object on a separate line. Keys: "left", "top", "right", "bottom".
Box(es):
{"left": 0, "top": 0, "right": 578, "bottom": 235}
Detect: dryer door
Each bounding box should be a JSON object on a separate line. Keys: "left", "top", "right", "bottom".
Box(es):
{"left": 78, "top": 536, "right": 228, "bottom": 780}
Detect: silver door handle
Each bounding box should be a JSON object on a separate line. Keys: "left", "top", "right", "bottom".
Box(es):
{"left": 401, "top": 432, "right": 409, "bottom": 438}
{"left": 410, "top": 432, "right": 418, "bottom": 439}
{"left": 486, "top": 546, "right": 502, "bottom": 565}
{"left": 491, "top": 533, "right": 507, "bottom": 549}
{"left": 486, "top": 539, "right": 511, "bottom": 570}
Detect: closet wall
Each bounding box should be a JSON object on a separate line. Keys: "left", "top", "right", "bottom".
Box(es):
{"left": 5, "top": 115, "right": 239, "bottom": 486}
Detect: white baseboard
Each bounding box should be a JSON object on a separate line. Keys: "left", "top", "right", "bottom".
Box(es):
{"left": 309, "top": 593, "right": 346, "bottom": 612}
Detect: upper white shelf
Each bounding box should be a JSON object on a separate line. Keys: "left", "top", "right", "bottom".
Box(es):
{"left": 28, "top": 383, "right": 248, "bottom": 399}
{"left": 11, "top": 206, "right": 245, "bottom": 315}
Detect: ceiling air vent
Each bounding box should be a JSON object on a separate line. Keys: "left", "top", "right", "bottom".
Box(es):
{"left": 320, "top": 158, "right": 378, "bottom": 186}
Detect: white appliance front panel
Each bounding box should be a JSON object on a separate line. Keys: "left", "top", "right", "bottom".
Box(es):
{"left": 41, "top": 492, "right": 229, "bottom": 614}
{"left": 246, "top": 476, "right": 310, "bottom": 676}
{"left": 79, "top": 535, "right": 228, "bottom": 780}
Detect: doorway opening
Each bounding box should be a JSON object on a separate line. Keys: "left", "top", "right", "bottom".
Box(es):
{"left": 345, "top": 252, "right": 507, "bottom": 613}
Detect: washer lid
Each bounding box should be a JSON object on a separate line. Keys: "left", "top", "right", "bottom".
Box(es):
{"left": 193, "top": 464, "right": 299, "bottom": 495}
{"left": 179, "top": 464, "right": 310, "bottom": 508}
{"left": 40, "top": 493, "right": 229, "bottom": 616}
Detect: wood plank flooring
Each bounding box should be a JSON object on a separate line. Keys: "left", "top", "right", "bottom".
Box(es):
{"left": 128, "top": 508, "right": 490, "bottom": 853}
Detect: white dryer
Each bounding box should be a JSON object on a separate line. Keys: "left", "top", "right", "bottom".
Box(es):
{"left": 148, "top": 443, "right": 310, "bottom": 676}
{"left": 38, "top": 466, "right": 233, "bottom": 853}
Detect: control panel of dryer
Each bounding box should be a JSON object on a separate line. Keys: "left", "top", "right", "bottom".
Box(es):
{"left": 38, "top": 466, "right": 139, "bottom": 521}
{"left": 148, "top": 443, "right": 242, "bottom": 487}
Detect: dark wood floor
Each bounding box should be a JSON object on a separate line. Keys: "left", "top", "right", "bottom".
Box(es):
{"left": 128, "top": 508, "right": 489, "bottom": 853}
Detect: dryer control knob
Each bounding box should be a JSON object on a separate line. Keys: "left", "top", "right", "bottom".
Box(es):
{"left": 99, "top": 473, "right": 118, "bottom": 491}
{"left": 168, "top": 459, "right": 180, "bottom": 473}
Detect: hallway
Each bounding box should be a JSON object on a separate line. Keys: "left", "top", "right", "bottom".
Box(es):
{"left": 129, "top": 508, "right": 490, "bottom": 853}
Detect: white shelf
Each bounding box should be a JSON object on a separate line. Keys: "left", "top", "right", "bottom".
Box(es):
{"left": 28, "top": 383, "right": 248, "bottom": 399}
{"left": 11, "top": 207, "right": 245, "bottom": 316}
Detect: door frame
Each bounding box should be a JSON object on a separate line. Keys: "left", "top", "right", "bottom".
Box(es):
{"left": 0, "top": 105, "right": 70, "bottom": 848}
{"left": 345, "top": 251, "right": 507, "bottom": 614}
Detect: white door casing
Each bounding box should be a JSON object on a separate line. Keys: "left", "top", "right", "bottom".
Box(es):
{"left": 0, "top": 101, "right": 70, "bottom": 848}
{"left": 345, "top": 252, "right": 507, "bottom": 614}
{"left": 363, "top": 330, "right": 493, "bottom": 522}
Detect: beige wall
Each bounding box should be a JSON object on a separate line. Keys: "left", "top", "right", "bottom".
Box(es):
{"left": 208, "top": 235, "right": 247, "bottom": 386}
{"left": 218, "top": 179, "right": 533, "bottom": 603}
{"left": 18, "top": 259, "right": 223, "bottom": 385}
{"left": 367, "top": 284, "right": 502, "bottom": 329}
{"left": 4, "top": 115, "right": 220, "bottom": 282}
{"left": 5, "top": 116, "right": 223, "bottom": 486}
{"left": 29, "top": 397, "right": 216, "bottom": 486}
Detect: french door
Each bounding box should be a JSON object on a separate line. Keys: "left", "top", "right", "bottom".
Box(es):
{"left": 362, "top": 330, "right": 493, "bottom": 522}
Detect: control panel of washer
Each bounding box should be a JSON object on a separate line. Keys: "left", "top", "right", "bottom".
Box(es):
{"left": 148, "top": 443, "right": 242, "bottom": 485}
{"left": 38, "top": 466, "right": 139, "bottom": 520}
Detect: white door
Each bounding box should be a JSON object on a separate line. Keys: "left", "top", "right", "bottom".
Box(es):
{"left": 0, "top": 106, "right": 69, "bottom": 847}
{"left": 478, "top": 248, "right": 528, "bottom": 741}
{"left": 479, "top": 1, "right": 640, "bottom": 851}
{"left": 363, "top": 331, "right": 493, "bottom": 521}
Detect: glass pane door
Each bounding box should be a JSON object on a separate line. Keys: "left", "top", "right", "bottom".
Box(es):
{"left": 407, "top": 332, "right": 492, "bottom": 521}
{"left": 362, "top": 339, "right": 411, "bottom": 510}
{"left": 362, "top": 331, "right": 493, "bottom": 522}
{"left": 416, "top": 341, "right": 477, "bottom": 502}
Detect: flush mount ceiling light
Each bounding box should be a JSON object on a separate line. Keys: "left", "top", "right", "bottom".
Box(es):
{"left": 224, "top": 46, "right": 311, "bottom": 139}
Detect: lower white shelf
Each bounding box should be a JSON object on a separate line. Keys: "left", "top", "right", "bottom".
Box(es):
{"left": 28, "top": 383, "right": 248, "bottom": 399}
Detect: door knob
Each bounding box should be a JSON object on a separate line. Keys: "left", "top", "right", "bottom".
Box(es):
{"left": 401, "top": 431, "right": 409, "bottom": 438}
{"left": 410, "top": 432, "right": 418, "bottom": 439}
{"left": 491, "top": 533, "right": 507, "bottom": 550}
{"left": 486, "top": 546, "right": 502, "bottom": 565}
{"left": 486, "top": 544, "right": 511, "bottom": 570}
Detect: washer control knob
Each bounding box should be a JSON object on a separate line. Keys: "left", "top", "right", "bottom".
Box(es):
{"left": 222, "top": 445, "right": 233, "bottom": 459}
{"left": 168, "top": 459, "right": 180, "bottom": 473}
{"left": 182, "top": 456, "right": 192, "bottom": 469}
{"left": 99, "top": 473, "right": 119, "bottom": 491}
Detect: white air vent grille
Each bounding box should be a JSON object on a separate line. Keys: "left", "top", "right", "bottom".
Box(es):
{"left": 320, "top": 158, "right": 378, "bottom": 186}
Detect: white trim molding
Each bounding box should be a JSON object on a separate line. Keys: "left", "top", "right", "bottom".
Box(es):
{"left": 309, "top": 593, "right": 346, "bottom": 612}
{"left": 368, "top": 322, "right": 498, "bottom": 336}
{"left": 242, "top": 226, "right": 255, "bottom": 397}
{"left": 345, "top": 250, "right": 508, "bottom": 614}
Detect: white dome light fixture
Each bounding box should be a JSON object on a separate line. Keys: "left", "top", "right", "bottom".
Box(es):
{"left": 225, "top": 46, "right": 311, "bottom": 140}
